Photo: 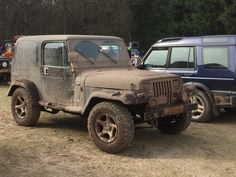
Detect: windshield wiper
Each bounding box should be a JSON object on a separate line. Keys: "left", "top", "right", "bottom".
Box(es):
{"left": 74, "top": 49, "right": 94, "bottom": 64}
{"left": 98, "top": 49, "right": 117, "bottom": 63}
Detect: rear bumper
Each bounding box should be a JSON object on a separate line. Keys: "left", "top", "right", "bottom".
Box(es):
{"left": 144, "top": 103, "right": 197, "bottom": 121}
{"left": 213, "top": 92, "right": 236, "bottom": 107}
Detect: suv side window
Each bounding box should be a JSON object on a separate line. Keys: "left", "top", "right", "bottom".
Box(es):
{"left": 202, "top": 47, "right": 229, "bottom": 69}
{"left": 144, "top": 47, "right": 168, "bottom": 68}
{"left": 43, "top": 42, "right": 68, "bottom": 67}
{"left": 169, "top": 47, "right": 194, "bottom": 69}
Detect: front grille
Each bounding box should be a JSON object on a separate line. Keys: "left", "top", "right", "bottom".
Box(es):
{"left": 153, "top": 80, "right": 173, "bottom": 103}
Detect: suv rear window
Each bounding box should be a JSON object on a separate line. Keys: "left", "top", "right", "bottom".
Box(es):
{"left": 202, "top": 47, "right": 229, "bottom": 69}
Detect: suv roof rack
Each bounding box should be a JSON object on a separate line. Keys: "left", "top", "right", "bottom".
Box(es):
{"left": 158, "top": 37, "right": 183, "bottom": 43}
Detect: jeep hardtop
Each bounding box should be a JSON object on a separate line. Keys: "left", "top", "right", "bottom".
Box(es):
{"left": 8, "top": 35, "right": 196, "bottom": 153}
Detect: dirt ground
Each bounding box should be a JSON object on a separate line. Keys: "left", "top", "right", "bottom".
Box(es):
{"left": 0, "top": 84, "right": 235, "bottom": 177}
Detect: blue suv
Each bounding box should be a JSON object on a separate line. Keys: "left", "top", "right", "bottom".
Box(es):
{"left": 140, "top": 35, "right": 236, "bottom": 122}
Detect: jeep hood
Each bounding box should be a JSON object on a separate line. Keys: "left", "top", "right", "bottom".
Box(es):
{"left": 82, "top": 68, "right": 178, "bottom": 90}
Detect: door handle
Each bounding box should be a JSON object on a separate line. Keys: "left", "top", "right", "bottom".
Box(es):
{"left": 43, "top": 67, "right": 48, "bottom": 75}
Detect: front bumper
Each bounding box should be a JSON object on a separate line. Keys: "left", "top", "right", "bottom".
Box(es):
{"left": 144, "top": 103, "right": 197, "bottom": 121}
{"left": 0, "top": 68, "right": 11, "bottom": 74}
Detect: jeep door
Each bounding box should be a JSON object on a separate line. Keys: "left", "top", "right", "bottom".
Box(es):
{"left": 41, "top": 41, "right": 73, "bottom": 105}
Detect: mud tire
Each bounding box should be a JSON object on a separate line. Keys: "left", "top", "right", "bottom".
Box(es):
{"left": 88, "top": 102, "right": 134, "bottom": 153}
{"left": 157, "top": 112, "right": 191, "bottom": 134}
{"left": 11, "top": 87, "right": 40, "bottom": 126}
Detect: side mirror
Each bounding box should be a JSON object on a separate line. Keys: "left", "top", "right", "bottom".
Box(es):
{"left": 137, "top": 62, "right": 145, "bottom": 69}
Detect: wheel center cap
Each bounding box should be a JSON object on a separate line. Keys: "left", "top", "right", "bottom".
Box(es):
{"left": 104, "top": 123, "right": 110, "bottom": 131}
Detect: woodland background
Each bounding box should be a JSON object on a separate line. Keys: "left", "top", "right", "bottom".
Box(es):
{"left": 0, "top": 0, "right": 236, "bottom": 50}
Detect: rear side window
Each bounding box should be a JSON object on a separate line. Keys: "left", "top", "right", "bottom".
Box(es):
{"left": 144, "top": 47, "right": 168, "bottom": 68}
{"left": 14, "top": 40, "right": 37, "bottom": 69}
{"left": 169, "top": 47, "right": 194, "bottom": 69}
{"left": 202, "top": 47, "right": 229, "bottom": 69}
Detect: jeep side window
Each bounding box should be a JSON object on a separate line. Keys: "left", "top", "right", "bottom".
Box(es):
{"left": 202, "top": 47, "right": 229, "bottom": 69}
{"left": 169, "top": 47, "right": 194, "bottom": 69}
{"left": 144, "top": 47, "right": 168, "bottom": 67}
{"left": 43, "top": 42, "right": 68, "bottom": 67}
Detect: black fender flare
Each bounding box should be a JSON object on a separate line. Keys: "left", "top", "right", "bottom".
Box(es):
{"left": 7, "top": 79, "right": 40, "bottom": 105}
{"left": 183, "top": 81, "right": 215, "bottom": 105}
{"left": 81, "top": 90, "right": 148, "bottom": 115}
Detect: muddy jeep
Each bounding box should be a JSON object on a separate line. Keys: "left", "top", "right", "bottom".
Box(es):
{"left": 8, "top": 35, "right": 196, "bottom": 153}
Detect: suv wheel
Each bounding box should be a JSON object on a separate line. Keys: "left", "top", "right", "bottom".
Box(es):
{"left": 157, "top": 112, "right": 191, "bottom": 134}
{"left": 189, "top": 90, "right": 213, "bottom": 123}
{"left": 11, "top": 87, "right": 41, "bottom": 126}
{"left": 88, "top": 102, "right": 134, "bottom": 153}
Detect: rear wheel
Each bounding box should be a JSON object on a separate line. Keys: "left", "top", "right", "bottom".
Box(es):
{"left": 88, "top": 102, "right": 134, "bottom": 153}
{"left": 157, "top": 112, "right": 191, "bottom": 134}
{"left": 189, "top": 90, "right": 213, "bottom": 123}
{"left": 11, "top": 87, "right": 41, "bottom": 126}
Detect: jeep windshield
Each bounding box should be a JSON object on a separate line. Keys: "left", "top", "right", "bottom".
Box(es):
{"left": 69, "top": 39, "right": 130, "bottom": 67}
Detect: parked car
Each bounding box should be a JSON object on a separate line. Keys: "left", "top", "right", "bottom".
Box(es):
{"left": 8, "top": 35, "right": 196, "bottom": 153}
{"left": 0, "top": 56, "right": 11, "bottom": 81}
{"left": 139, "top": 35, "right": 236, "bottom": 123}
{"left": 0, "top": 39, "right": 16, "bottom": 82}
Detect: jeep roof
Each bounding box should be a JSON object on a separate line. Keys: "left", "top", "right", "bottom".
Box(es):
{"left": 16, "top": 35, "right": 122, "bottom": 43}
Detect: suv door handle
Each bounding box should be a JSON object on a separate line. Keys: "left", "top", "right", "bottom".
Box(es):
{"left": 43, "top": 67, "right": 48, "bottom": 75}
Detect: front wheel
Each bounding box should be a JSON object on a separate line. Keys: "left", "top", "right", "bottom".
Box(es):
{"left": 157, "top": 112, "right": 191, "bottom": 134}
{"left": 11, "top": 87, "right": 41, "bottom": 126}
{"left": 189, "top": 90, "right": 213, "bottom": 123}
{"left": 88, "top": 102, "right": 134, "bottom": 153}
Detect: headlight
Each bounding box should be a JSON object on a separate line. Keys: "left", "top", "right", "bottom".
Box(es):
{"left": 148, "top": 97, "right": 158, "bottom": 107}
{"left": 173, "top": 79, "right": 181, "bottom": 90}
{"left": 2, "top": 61, "right": 8, "bottom": 68}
